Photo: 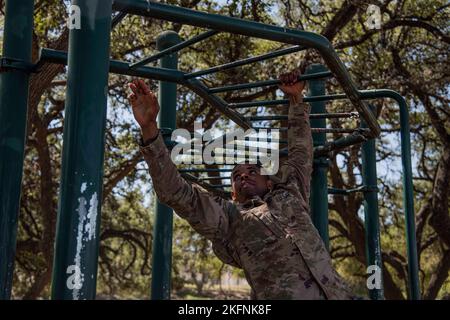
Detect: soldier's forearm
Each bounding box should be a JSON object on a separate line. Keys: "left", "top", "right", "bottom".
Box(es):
{"left": 139, "top": 133, "right": 193, "bottom": 211}
{"left": 289, "top": 93, "right": 303, "bottom": 106}
{"left": 287, "top": 98, "right": 313, "bottom": 163}
{"left": 139, "top": 134, "right": 232, "bottom": 242}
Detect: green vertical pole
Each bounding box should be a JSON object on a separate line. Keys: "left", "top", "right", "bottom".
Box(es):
{"left": 398, "top": 98, "right": 420, "bottom": 300}
{"left": 151, "top": 31, "right": 181, "bottom": 300}
{"left": 51, "top": 0, "right": 112, "bottom": 300}
{"left": 0, "top": 0, "right": 34, "bottom": 300}
{"left": 307, "top": 64, "right": 329, "bottom": 249}
{"left": 361, "top": 106, "right": 384, "bottom": 300}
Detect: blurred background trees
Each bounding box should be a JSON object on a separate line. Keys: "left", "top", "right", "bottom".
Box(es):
{"left": 0, "top": 0, "right": 448, "bottom": 299}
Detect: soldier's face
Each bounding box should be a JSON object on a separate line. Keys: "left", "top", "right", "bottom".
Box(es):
{"left": 231, "top": 164, "right": 272, "bottom": 203}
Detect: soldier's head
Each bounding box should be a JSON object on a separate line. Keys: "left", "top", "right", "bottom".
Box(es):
{"left": 231, "top": 163, "right": 273, "bottom": 203}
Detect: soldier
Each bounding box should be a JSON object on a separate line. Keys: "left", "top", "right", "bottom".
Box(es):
{"left": 128, "top": 69, "right": 354, "bottom": 299}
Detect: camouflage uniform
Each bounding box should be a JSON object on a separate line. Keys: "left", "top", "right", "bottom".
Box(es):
{"left": 139, "top": 100, "right": 354, "bottom": 300}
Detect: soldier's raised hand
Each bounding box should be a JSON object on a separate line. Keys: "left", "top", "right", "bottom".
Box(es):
{"left": 128, "top": 79, "right": 159, "bottom": 141}
{"left": 278, "top": 69, "right": 306, "bottom": 99}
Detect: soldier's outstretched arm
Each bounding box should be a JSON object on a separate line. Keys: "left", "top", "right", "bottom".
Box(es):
{"left": 128, "top": 79, "right": 232, "bottom": 242}
{"left": 278, "top": 70, "right": 313, "bottom": 202}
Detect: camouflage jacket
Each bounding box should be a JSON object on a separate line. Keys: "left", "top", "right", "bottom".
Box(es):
{"left": 139, "top": 100, "right": 353, "bottom": 300}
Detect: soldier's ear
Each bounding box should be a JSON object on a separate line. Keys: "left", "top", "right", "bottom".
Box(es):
{"left": 266, "top": 179, "right": 273, "bottom": 191}
{"left": 231, "top": 183, "right": 237, "bottom": 200}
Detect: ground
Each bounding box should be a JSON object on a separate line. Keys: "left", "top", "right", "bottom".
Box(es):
{"left": 173, "top": 284, "right": 250, "bottom": 300}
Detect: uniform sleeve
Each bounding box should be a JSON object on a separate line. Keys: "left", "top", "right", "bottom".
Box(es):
{"left": 278, "top": 99, "right": 313, "bottom": 202}
{"left": 139, "top": 133, "right": 232, "bottom": 242}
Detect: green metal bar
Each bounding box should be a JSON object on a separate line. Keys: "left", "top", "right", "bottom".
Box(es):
{"left": 327, "top": 186, "right": 372, "bottom": 195}
{"left": 131, "top": 30, "right": 218, "bottom": 69}
{"left": 181, "top": 173, "right": 230, "bottom": 199}
{"left": 51, "top": 0, "right": 112, "bottom": 300}
{"left": 204, "top": 137, "right": 287, "bottom": 144}
{"left": 151, "top": 31, "right": 181, "bottom": 300}
{"left": 227, "top": 93, "right": 348, "bottom": 109}
{"left": 327, "top": 188, "right": 348, "bottom": 195}
{"left": 314, "top": 133, "right": 367, "bottom": 157}
{"left": 189, "top": 131, "right": 287, "bottom": 145}
{"left": 251, "top": 127, "right": 289, "bottom": 131}
{"left": 0, "top": 0, "right": 34, "bottom": 300}
{"left": 315, "top": 135, "right": 365, "bottom": 156}
{"left": 361, "top": 106, "right": 384, "bottom": 300}
{"left": 252, "top": 127, "right": 368, "bottom": 134}
{"left": 307, "top": 64, "right": 329, "bottom": 249}
{"left": 112, "top": 11, "right": 127, "bottom": 29}
{"left": 178, "top": 168, "right": 234, "bottom": 173}
{"left": 185, "top": 45, "right": 306, "bottom": 79}
{"left": 209, "top": 71, "right": 332, "bottom": 94}
{"left": 185, "top": 78, "right": 252, "bottom": 129}
{"left": 245, "top": 112, "right": 358, "bottom": 121}
{"left": 196, "top": 176, "right": 230, "bottom": 181}
{"left": 112, "top": 0, "right": 380, "bottom": 138}
{"left": 39, "top": 48, "right": 186, "bottom": 83}
{"left": 0, "top": 57, "right": 35, "bottom": 73}
{"left": 312, "top": 128, "right": 367, "bottom": 134}
{"left": 397, "top": 96, "right": 420, "bottom": 300}
{"left": 228, "top": 99, "right": 289, "bottom": 108}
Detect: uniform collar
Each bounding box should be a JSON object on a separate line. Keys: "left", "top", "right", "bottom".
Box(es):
{"left": 235, "top": 192, "right": 272, "bottom": 210}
